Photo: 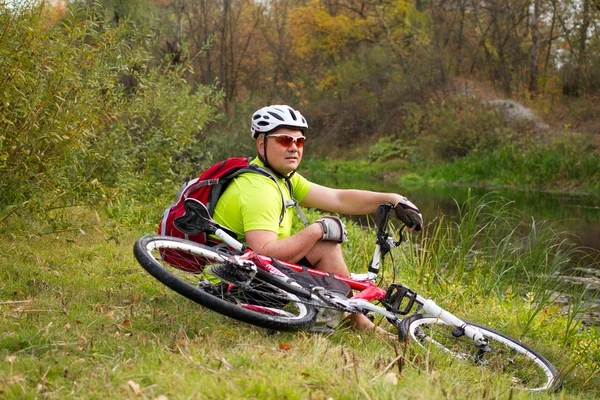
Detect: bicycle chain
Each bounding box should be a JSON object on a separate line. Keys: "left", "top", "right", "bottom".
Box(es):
{"left": 190, "top": 264, "right": 354, "bottom": 312}
{"left": 242, "top": 286, "right": 347, "bottom": 312}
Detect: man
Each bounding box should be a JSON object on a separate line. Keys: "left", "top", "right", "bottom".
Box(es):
{"left": 213, "top": 105, "right": 422, "bottom": 330}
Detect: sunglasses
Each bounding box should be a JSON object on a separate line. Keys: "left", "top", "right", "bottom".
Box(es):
{"left": 267, "top": 134, "right": 306, "bottom": 148}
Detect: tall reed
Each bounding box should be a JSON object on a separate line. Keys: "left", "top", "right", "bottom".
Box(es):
{"left": 385, "top": 193, "right": 598, "bottom": 384}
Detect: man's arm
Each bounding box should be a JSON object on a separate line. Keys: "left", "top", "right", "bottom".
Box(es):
{"left": 245, "top": 224, "right": 324, "bottom": 263}
{"left": 300, "top": 183, "right": 407, "bottom": 215}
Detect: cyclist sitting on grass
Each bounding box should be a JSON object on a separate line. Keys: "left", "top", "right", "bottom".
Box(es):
{"left": 213, "top": 104, "right": 423, "bottom": 331}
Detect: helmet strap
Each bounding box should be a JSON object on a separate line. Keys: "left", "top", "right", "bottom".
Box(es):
{"left": 258, "top": 137, "right": 270, "bottom": 169}
{"left": 259, "top": 134, "right": 296, "bottom": 180}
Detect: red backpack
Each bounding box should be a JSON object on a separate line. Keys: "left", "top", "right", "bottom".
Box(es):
{"left": 158, "top": 157, "right": 303, "bottom": 272}
{"left": 158, "top": 156, "right": 295, "bottom": 241}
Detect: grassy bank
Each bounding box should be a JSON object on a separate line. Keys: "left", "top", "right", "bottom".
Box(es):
{"left": 1, "top": 197, "right": 599, "bottom": 398}
{"left": 303, "top": 134, "right": 600, "bottom": 194}
{"left": 412, "top": 142, "right": 600, "bottom": 192}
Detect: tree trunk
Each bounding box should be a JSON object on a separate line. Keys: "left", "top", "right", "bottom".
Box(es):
{"left": 529, "top": 0, "right": 540, "bottom": 93}
{"left": 430, "top": 0, "right": 447, "bottom": 87}
{"left": 575, "top": 0, "right": 591, "bottom": 93}
{"left": 455, "top": 0, "right": 467, "bottom": 75}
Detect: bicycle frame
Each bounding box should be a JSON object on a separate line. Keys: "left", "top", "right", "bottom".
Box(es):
{"left": 209, "top": 202, "right": 488, "bottom": 347}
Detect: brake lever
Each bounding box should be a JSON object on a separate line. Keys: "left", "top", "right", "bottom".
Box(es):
{"left": 395, "top": 225, "right": 405, "bottom": 247}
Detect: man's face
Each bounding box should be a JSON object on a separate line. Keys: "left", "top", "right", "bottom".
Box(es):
{"left": 257, "top": 128, "right": 305, "bottom": 175}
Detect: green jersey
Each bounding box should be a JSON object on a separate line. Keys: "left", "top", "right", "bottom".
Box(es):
{"left": 212, "top": 158, "right": 312, "bottom": 240}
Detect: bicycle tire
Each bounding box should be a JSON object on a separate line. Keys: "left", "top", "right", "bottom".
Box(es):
{"left": 134, "top": 235, "right": 317, "bottom": 331}
{"left": 399, "top": 314, "right": 561, "bottom": 392}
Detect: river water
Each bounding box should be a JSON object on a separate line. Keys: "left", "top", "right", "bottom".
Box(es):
{"left": 307, "top": 172, "right": 600, "bottom": 322}
{"left": 305, "top": 174, "right": 600, "bottom": 326}
{"left": 307, "top": 172, "right": 600, "bottom": 261}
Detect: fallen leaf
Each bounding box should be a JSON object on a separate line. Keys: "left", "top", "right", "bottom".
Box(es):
{"left": 105, "top": 311, "right": 114, "bottom": 319}
{"left": 278, "top": 343, "right": 293, "bottom": 351}
{"left": 7, "top": 374, "right": 24, "bottom": 385}
{"left": 6, "top": 355, "right": 16, "bottom": 364}
{"left": 132, "top": 295, "right": 141, "bottom": 302}
{"left": 128, "top": 380, "right": 142, "bottom": 396}
{"left": 117, "top": 319, "right": 131, "bottom": 330}
{"left": 63, "top": 322, "right": 71, "bottom": 330}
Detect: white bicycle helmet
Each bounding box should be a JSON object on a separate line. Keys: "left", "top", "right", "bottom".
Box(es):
{"left": 251, "top": 105, "right": 308, "bottom": 138}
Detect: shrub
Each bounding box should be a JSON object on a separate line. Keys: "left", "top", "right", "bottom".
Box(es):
{"left": 414, "top": 99, "right": 506, "bottom": 162}
{"left": 365, "top": 99, "right": 508, "bottom": 165}
{"left": 0, "top": 1, "right": 222, "bottom": 225}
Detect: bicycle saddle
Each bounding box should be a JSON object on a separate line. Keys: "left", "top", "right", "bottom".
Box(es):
{"left": 173, "top": 198, "right": 238, "bottom": 239}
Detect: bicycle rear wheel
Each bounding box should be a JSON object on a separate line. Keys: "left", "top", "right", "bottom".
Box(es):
{"left": 134, "top": 235, "right": 317, "bottom": 331}
{"left": 399, "top": 314, "right": 561, "bottom": 392}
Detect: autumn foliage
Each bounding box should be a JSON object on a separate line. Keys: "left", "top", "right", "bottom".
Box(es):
{"left": 2, "top": 0, "right": 599, "bottom": 221}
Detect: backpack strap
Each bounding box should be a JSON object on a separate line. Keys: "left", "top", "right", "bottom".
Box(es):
{"left": 282, "top": 177, "right": 309, "bottom": 227}
{"left": 249, "top": 165, "right": 309, "bottom": 227}
{"left": 224, "top": 164, "right": 309, "bottom": 227}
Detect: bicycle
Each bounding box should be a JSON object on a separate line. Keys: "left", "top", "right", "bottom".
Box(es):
{"left": 133, "top": 198, "right": 561, "bottom": 392}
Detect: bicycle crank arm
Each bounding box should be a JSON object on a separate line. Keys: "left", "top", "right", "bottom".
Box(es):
{"left": 346, "top": 299, "right": 400, "bottom": 321}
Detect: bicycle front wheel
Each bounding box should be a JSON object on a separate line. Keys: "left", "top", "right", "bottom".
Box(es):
{"left": 134, "top": 235, "right": 317, "bottom": 332}
{"left": 399, "top": 314, "right": 561, "bottom": 392}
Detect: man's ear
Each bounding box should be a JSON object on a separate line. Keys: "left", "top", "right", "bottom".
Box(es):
{"left": 256, "top": 136, "right": 265, "bottom": 157}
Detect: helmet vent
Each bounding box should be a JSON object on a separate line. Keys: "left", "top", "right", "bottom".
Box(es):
{"left": 257, "top": 121, "right": 270, "bottom": 126}
{"left": 288, "top": 109, "right": 297, "bottom": 120}
{"left": 267, "top": 111, "right": 284, "bottom": 121}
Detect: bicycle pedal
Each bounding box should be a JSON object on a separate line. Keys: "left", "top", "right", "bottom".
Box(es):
{"left": 383, "top": 284, "right": 417, "bottom": 315}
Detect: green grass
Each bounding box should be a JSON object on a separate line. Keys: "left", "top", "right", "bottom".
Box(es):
{"left": 1, "top": 198, "right": 599, "bottom": 398}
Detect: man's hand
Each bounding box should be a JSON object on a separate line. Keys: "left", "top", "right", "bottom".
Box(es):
{"left": 394, "top": 199, "right": 423, "bottom": 231}
{"left": 317, "top": 216, "right": 348, "bottom": 243}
